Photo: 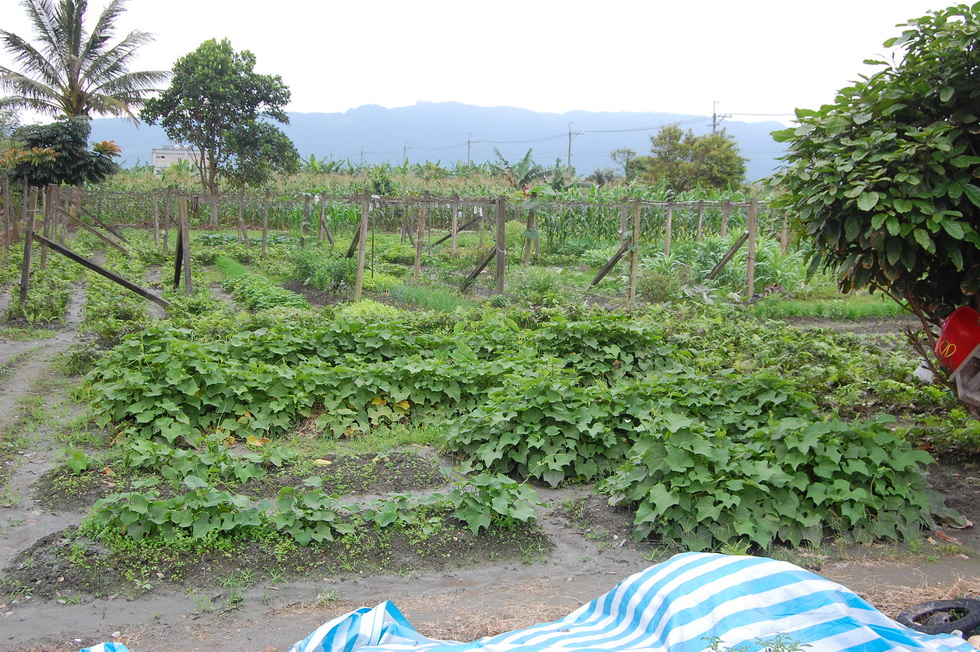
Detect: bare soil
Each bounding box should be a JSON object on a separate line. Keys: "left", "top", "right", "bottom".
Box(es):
{"left": 1, "top": 303, "right": 979, "bottom": 652}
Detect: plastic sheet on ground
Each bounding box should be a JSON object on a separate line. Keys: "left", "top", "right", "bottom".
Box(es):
{"left": 82, "top": 552, "right": 977, "bottom": 652}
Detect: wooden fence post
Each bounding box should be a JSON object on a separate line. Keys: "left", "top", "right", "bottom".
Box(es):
{"left": 262, "top": 190, "right": 270, "bottom": 257}
{"left": 162, "top": 189, "right": 171, "bottom": 255}
{"left": 619, "top": 198, "right": 629, "bottom": 245}
{"left": 180, "top": 195, "right": 192, "bottom": 296}
{"left": 495, "top": 196, "right": 507, "bottom": 294}
{"left": 780, "top": 211, "right": 789, "bottom": 255}
{"left": 664, "top": 202, "right": 673, "bottom": 256}
{"left": 696, "top": 200, "right": 705, "bottom": 242}
{"left": 1, "top": 177, "right": 10, "bottom": 249}
{"left": 450, "top": 195, "right": 459, "bottom": 253}
{"left": 627, "top": 199, "right": 642, "bottom": 305}
{"left": 238, "top": 192, "right": 248, "bottom": 248}
{"left": 523, "top": 207, "right": 537, "bottom": 267}
{"left": 353, "top": 191, "right": 370, "bottom": 300}
{"left": 40, "top": 185, "right": 55, "bottom": 270}
{"left": 721, "top": 201, "right": 730, "bottom": 238}
{"left": 413, "top": 194, "right": 427, "bottom": 279}
{"left": 19, "top": 187, "right": 37, "bottom": 307}
{"left": 746, "top": 199, "right": 758, "bottom": 299}
{"left": 152, "top": 193, "right": 160, "bottom": 247}
{"left": 300, "top": 194, "right": 310, "bottom": 248}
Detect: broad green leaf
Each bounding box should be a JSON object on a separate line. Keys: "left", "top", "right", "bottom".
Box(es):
{"left": 857, "top": 192, "right": 879, "bottom": 211}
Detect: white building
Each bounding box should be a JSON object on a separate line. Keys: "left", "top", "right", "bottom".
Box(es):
{"left": 151, "top": 146, "right": 199, "bottom": 175}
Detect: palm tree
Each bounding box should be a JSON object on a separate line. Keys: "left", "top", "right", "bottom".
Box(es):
{"left": 0, "top": 0, "right": 168, "bottom": 121}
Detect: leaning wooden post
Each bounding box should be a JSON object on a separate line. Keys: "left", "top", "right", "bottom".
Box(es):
{"left": 746, "top": 199, "right": 758, "bottom": 299}
{"left": 495, "top": 195, "right": 507, "bottom": 295}
{"left": 450, "top": 195, "right": 459, "bottom": 253}
{"left": 180, "top": 195, "right": 193, "bottom": 296}
{"left": 261, "top": 190, "right": 270, "bottom": 257}
{"left": 353, "top": 191, "right": 370, "bottom": 300}
{"left": 663, "top": 202, "right": 673, "bottom": 256}
{"left": 413, "top": 194, "right": 427, "bottom": 279}
{"left": 19, "top": 188, "right": 37, "bottom": 307}
{"left": 627, "top": 199, "right": 642, "bottom": 305}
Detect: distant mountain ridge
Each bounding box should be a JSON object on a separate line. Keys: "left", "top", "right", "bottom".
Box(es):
{"left": 88, "top": 101, "right": 788, "bottom": 182}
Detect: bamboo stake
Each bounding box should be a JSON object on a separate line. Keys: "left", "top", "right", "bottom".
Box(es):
{"left": 663, "top": 203, "right": 673, "bottom": 256}
{"left": 163, "top": 189, "right": 171, "bottom": 256}
{"left": 721, "top": 201, "right": 730, "bottom": 238}
{"left": 152, "top": 194, "right": 160, "bottom": 247}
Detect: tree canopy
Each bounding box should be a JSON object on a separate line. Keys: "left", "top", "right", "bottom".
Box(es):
{"left": 635, "top": 124, "right": 746, "bottom": 192}
{"left": 772, "top": 4, "right": 980, "bottom": 328}
{"left": 0, "top": 0, "right": 168, "bottom": 120}
{"left": 141, "top": 38, "right": 299, "bottom": 195}
{"left": 2, "top": 116, "right": 119, "bottom": 185}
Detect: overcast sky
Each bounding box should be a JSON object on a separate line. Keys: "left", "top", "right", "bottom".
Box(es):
{"left": 1, "top": 0, "right": 955, "bottom": 123}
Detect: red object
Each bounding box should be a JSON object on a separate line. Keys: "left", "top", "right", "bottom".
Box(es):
{"left": 936, "top": 306, "right": 980, "bottom": 371}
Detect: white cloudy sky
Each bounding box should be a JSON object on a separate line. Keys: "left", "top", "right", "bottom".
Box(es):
{"left": 1, "top": 0, "right": 955, "bottom": 122}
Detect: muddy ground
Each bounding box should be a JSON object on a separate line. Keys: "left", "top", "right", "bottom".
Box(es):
{"left": 1, "top": 298, "right": 979, "bottom": 651}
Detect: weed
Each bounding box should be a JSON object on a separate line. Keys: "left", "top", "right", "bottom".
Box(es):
{"left": 314, "top": 588, "right": 338, "bottom": 606}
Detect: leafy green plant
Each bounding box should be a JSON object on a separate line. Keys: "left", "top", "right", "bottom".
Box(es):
{"left": 448, "top": 473, "right": 540, "bottom": 535}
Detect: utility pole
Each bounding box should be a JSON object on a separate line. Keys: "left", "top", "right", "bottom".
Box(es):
{"left": 567, "top": 122, "right": 583, "bottom": 170}
{"left": 403, "top": 143, "right": 409, "bottom": 165}
{"left": 712, "top": 101, "right": 731, "bottom": 134}
{"left": 467, "top": 133, "right": 475, "bottom": 166}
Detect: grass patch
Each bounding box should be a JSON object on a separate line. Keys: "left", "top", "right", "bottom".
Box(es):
{"left": 0, "top": 326, "right": 56, "bottom": 341}
{"left": 748, "top": 294, "right": 904, "bottom": 320}
{"left": 213, "top": 256, "right": 249, "bottom": 281}
{"left": 389, "top": 281, "right": 480, "bottom": 312}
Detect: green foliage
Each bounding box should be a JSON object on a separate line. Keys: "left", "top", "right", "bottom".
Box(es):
{"left": 602, "top": 411, "right": 937, "bottom": 551}
{"left": 772, "top": 5, "right": 980, "bottom": 323}
{"left": 509, "top": 267, "right": 572, "bottom": 307}
{"left": 223, "top": 273, "right": 310, "bottom": 311}
{"left": 0, "top": 0, "right": 168, "bottom": 120}
{"left": 637, "top": 124, "right": 746, "bottom": 192}
{"left": 271, "top": 483, "right": 355, "bottom": 545}
{"left": 448, "top": 473, "right": 541, "bottom": 534}
{"left": 6, "top": 117, "right": 118, "bottom": 186}
{"left": 142, "top": 38, "right": 298, "bottom": 194}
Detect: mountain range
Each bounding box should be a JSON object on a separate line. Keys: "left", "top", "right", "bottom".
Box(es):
{"left": 88, "top": 101, "right": 789, "bottom": 182}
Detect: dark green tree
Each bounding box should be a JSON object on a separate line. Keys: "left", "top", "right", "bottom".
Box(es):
{"left": 0, "top": 0, "right": 168, "bottom": 120}
{"left": 636, "top": 124, "right": 746, "bottom": 192}
{"left": 141, "top": 38, "right": 299, "bottom": 196}
{"left": 4, "top": 116, "right": 118, "bottom": 185}
{"left": 772, "top": 4, "right": 980, "bottom": 331}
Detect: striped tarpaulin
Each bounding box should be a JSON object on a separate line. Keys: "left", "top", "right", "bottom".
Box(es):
{"left": 286, "top": 552, "right": 975, "bottom": 652}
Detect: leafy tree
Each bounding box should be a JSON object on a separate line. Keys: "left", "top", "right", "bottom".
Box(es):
{"left": 141, "top": 38, "right": 299, "bottom": 196}
{"left": 586, "top": 167, "right": 617, "bottom": 187}
{"left": 610, "top": 148, "right": 637, "bottom": 182}
{"left": 772, "top": 4, "right": 980, "bottom": 332}
{"left": 0, "top": 0, "right": 167, "bottom": 120}
{"left": 3, "top": 116, "right": 119, "bottom": 185}
{"left": 636, "top": 124, "right": 746, "bottom": 192}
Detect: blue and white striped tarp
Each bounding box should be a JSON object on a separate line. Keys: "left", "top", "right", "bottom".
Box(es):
{"left": 287, "top": 553, "right": 974, "bottom": 652}
{"left": 81, "top": 552, "right": 975, "bottom": 652}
